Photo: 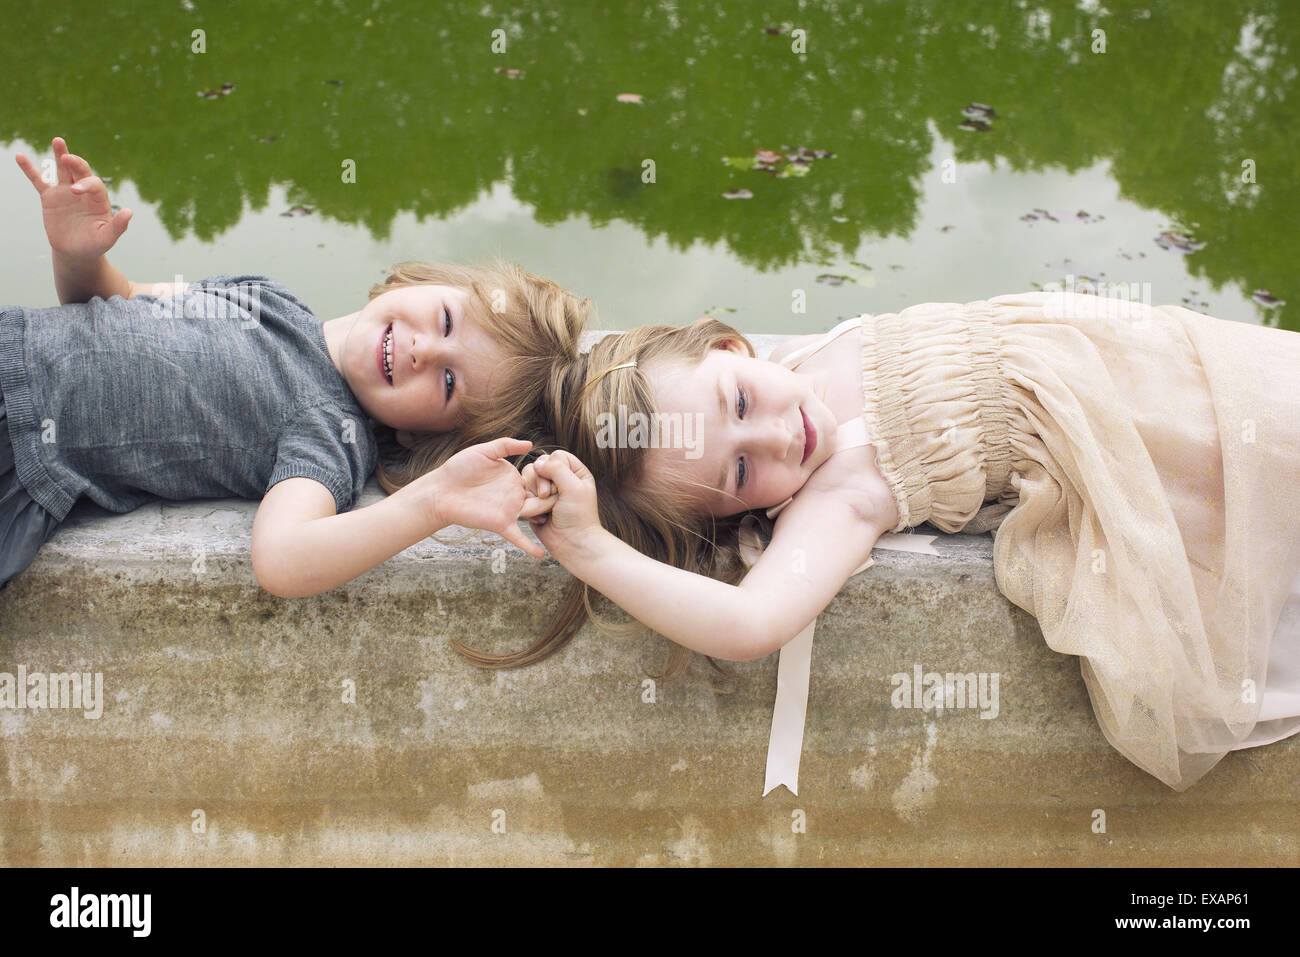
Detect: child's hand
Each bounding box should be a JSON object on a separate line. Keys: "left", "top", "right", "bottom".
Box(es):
{"left": 420, "top": 437, "right": 545, "bottom": 558}
{"left": 15, "top": 137, "right": 133, "bottom": 262}
{"left": 523, "top": 451, "right": 602, "bottom": 558}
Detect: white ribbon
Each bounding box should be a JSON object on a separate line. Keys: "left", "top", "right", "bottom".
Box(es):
{"left": 740, "top": 521, "right": 940, "bottom": 796}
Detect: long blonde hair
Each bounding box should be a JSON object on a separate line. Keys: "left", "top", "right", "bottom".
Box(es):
{"left": 450, "top": 318, "right": 764, "bottom": 688}
{"left": 369, "top": 260, "right": 595, "bottom": 493}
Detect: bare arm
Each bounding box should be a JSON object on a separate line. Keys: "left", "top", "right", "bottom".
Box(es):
{"left": 252, "top": 438, "right": 547, "bottom": 598}
{"left": 529, "top": 451, "right": 884, "bottom": 661}
{"left": 252, "top": 477, "right": 439, "bottom": 598}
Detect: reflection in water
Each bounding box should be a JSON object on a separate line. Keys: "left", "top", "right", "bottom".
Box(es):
{"left": 0, "top": 0, "right": 1294, "bottom": 329}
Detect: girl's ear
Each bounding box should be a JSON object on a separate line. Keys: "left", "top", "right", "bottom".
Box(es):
{"left": 689, "top": 318, "right": 746, "bottom": 354}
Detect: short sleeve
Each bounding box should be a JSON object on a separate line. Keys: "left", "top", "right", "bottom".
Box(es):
{"left": 268, "top": 402, "right": 377, "bottom": 513}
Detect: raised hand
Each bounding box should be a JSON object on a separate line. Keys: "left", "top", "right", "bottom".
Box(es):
{"left": 416, "top": 437, "right": 546, "bottom": 558}
{"left": 15, "top": 137, "right": 132, "bottom": 262}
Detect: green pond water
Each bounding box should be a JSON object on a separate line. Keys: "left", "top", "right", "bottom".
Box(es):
{"left": 1, "top": 0, "right": 1295, "bottom": 334}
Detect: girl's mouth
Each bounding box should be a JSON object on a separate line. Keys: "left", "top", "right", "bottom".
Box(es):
{"left": 801, "top": 407, "right": 817, "bottom": 464}
{"left": 376, "top": 322, "right": 394, "bottom": 384}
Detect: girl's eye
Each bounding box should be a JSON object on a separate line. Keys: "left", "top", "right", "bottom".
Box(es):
{"left": 737, "top": 387, "right": 747, "bottom": 418}
{"left": 443, "top": 307, "right": 452, "bottom": 336}
{"left": 737, "top": 457, "right": 747, "bottom": 490}
{"left": 445, "top": 368, "right": 455, "bottom": 401}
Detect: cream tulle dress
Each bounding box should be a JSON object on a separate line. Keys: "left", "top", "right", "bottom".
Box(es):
{"left": 834, "top": 291, "right": 1300, "bottom": 791}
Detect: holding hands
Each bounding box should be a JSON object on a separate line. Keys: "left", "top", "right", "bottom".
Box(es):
{"left": 15, "top": 136, "right": 132, "bottom": 262}
{"left": 411, "top": 437, "right": 554, "bottom": 559}
{"left": 520, "top": 451, "right": 603, "bottom": 559}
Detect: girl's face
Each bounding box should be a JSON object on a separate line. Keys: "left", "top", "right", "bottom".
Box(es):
{"left": 643, "top": 343, "right": 840, "bottom": 516}
{"left": 339, "top": 284, "right": 505, "bottom": 434}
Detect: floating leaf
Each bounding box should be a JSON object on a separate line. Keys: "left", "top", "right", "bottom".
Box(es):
{"left": 280, "top": 205, "right": 315, "bottom": 217}
{"left": 1252, "top": 289, "right": 1285, "bottom": 308}
{"left": 849, "top": 261, "right": 872, "bottom": 271}
{"left": 325, "top": 79, "right": 345, "bottom": 87}
{"left": 722, "top": 156, "right": 757, "bottom": 171}
{"left": 963, "top": 102, "right": 997, "bottom": 120}
{"left": 763, "top": 27, "right": 782, "bottom": 35}
{"left": 616, "top": 93, "right": 643, "bottom": 104}
{"left": 722, "top": 189, "right": 754, "bottom": 199}
{"left": 1154, "top": 231, "right": 1206, "bottom": 254}
{"left": 775, "top": 162, "right": 810, "bottom": 178}
{"left": 257, "top": 135, "right": 278, "bottom": 143}
{"left": 1075, "top": 209, "right": 1104, "bottom": 223}
{"left": 831, "top": 215, "right": 849, "bottom": 224}
{"left": 939, "top": 224, "right": 956, "bottom": 232}
{"left": 958, "top": 118, "right": 990, "bottom": 132}
{"left": 816, "top": 274, "right": 853, "bottom": 286}
{"left": 754, "top": 149, "right": 784, "bottom": 165}
{"left": 706, "top": 305, "right": 738, "bottom": 313}
{"left": 197, "top": 82, "right": 236, "bottom": 98}
{"left": 494, "top": 67, "right": 525, "bottom": 78}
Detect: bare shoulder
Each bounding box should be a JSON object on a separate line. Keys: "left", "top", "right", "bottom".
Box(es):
{"left": 766, "top": 333, "right": 821, "bottom": 365}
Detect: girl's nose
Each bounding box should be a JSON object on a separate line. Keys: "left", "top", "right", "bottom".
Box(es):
{"left": 758, "top": 414, "right": 793, "bottom": 461}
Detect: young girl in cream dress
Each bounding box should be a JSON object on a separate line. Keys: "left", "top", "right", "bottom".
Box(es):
{"left": 514, "top": 291, "right": 1300, "bottom": 792}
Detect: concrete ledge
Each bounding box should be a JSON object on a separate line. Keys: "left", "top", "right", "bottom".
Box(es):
{"left": 1, "top": 334, "right": 1297, "bottom": 865}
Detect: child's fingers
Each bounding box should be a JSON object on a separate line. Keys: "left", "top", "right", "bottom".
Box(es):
{"left": 110, "top": 207, "right": 132, "bottom": 238}
{"left": 521, "top": 463, "right": 551, "bottom": 500}
{"left": 63, "top": 152, "right": 93, "bottom": 182}
{"left": 69, "top": 174, "right": 105, "bottom": 196}
{"left": 498, "top": 520, "right": 545, "bottom": 559}
{"left": 52, "top": 138, "right": 69, "bottom": 182}
{"left": 477, "top": 436, "right": 532, "bottom": 461}
{"left": 535, "top": 450, "right": 591, "bottom": 486}
{"left": 534, "top": 454, "right": 587, "bottom": 497}
{"left": 518, "top": 494, "right": 556, "bottom": 520}
{"left": 14, "top": 153, "right": 49, "bottom": 193}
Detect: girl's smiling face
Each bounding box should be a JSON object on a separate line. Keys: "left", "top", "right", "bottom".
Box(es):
{"left": 336, "top": 284, "right": 505, "bottom": 434}
{"left": 641, "top": 343, "right": 839, "bottom": 516}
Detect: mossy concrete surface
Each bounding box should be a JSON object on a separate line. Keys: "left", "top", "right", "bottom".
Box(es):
{"left": 1, "top": 333, "right": 1295, "bottom": 865}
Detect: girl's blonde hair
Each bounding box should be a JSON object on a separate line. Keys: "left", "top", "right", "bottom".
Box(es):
{"left": 450, "top": 318, "right": 763, "bottom": 688}
{"left": 370, "top": 260, "right": 594, "bottom": 494}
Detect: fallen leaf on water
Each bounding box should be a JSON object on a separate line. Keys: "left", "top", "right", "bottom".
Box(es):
{"left": 831, "top": 215, "right": 849, "bottom": 223}
{"left": 816, "top": 274, "right": 853, "bottom": 286}
{"left": 939, "top": 224, "right": 956, "bottom": 232}
{"left": 281, "top": 205, "right": 315, "bottom": 217}
{"left": 257, "top": 135, "right": 278, "bottom": 143}
{"left": 958, "top": 118, "right": 991, "bottom": 133}
{"left": 964, "top": 101, "right": 997, "bottom": 120}
{"left": 616, "top": 93, "right": 643, "bottom": 104}
{"left": 325, "top": 79, "right": 345, "bottom": 87}
{"left": 1155, "top": 231, "right": 1206, "bottom": 254}
{"left": 722, "top": 189, "right": 753, "bottom": 199}
{"left": 754, "top": 149, "right": 784, "bottom": 165}
{"left": 849, "top": 261, "right": 872, "bottom": 271}
{"left": 1252, "top": 289, "right": 1285, "bottom": 308}
{"left": 494, "top": 67, "right": 525, "bottom": 78}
